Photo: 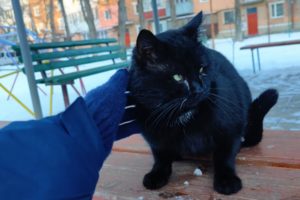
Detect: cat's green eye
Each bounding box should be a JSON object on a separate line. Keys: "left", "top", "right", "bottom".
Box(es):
{"left": 173, "top": 74, "right": 183, "bottom": 82}
{"left": 199, "top": 67, "right": 207, "bottom": 77}
{"left": 199, "top": 67, "right": 204, "bottom": 73}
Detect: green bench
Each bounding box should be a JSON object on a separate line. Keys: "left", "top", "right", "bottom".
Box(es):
{"left": 12, "top": 38, "right": 129, "bottom": 107}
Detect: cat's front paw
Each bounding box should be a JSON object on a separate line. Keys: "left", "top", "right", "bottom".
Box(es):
{"left": 143, "top": 170, "right": 170, "bottom": 190}
{"left": 214, "top": 174, "right": 242, "bottom": 195}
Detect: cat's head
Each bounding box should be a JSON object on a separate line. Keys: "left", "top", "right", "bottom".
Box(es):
{"left": 130, "top": 12, "right": 212, "bottom": 129}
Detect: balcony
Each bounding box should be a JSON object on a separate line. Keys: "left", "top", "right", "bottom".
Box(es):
{"left": 240, "top": 0, "right": 264, "bottom": 5}
{"left": 144, "top": 8, "right": 167, "bottom": 20}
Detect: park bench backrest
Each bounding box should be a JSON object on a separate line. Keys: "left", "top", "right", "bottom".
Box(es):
{"left": 12, "top": 38, "right": 128, "bottom": 84}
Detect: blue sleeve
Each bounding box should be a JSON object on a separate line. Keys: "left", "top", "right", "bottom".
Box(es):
{"left": 0, "top": 98, "right": 105, "bottom": 200}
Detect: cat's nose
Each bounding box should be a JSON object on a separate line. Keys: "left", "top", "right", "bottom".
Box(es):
{"left": 190, "top": 81, "right": 203, "bottom": 95}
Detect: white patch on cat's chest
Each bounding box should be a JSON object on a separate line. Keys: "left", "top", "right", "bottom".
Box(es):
{"left": 178, "top": 110, "right": 194, "bottom": 125}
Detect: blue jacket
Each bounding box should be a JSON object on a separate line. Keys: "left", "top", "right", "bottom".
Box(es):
{"left": 0, "top": 70, "right": 140, "bottom": 200}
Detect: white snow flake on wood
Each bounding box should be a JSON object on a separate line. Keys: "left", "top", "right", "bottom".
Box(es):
{"left": 193, "top": 168, "right": 203, "bottom": 176}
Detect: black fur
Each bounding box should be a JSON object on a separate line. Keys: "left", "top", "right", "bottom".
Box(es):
{"left": 129, "top": 12, "right": 279, "bottom": 195}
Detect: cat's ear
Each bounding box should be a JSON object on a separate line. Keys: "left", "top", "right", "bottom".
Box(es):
{"left": 136, "top": 29, "right": 158, "bottom": 57}
{"left": 182, "top": 11, "right": 203, "bottom": 40}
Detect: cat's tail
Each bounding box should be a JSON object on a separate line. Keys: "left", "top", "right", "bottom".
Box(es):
{"left": 242, "top": 89, "right": 279, "bottom": 147}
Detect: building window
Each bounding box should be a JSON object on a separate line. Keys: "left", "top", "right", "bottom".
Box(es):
{"left": 5, "top": 10, "right": 12, "bottom": 19}
{"left": 143, "top": 0, "right": 163, "bottom": 12}
{"left": 176, "top": 0, "right": 189, "bottom": 3}
{"left": 157, "top": 0, "right": 163, "bottom": 7}
{"left": 133, "top": 2, "right": 138, "bottom": 15}
{"left": 33, "top": 6, "right": 40, "bottom": 17}
{"left": 224, "top": 10, "right": 234, "bottom": 24}
{"left": 270, "top": 2, "right": 284, "bottom": 18}
{"left": 104, "top": 9, "right": 112, "bottom": 20}
{"left": 99, "top": 30, "right": 108, "bottom": 38}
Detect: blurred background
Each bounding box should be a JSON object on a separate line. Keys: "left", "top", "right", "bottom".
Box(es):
{"left": 0, "top": 0, "right": 300, "bottom": 131}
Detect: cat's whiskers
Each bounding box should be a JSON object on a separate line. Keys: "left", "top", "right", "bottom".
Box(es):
{"left": 146, "top": 99, "right": 179, "bottom": 129}
{"left": 209, "top": 93, "right": 244, "bottom": 112}
{"left": 157, "top": 102, "right": 178, "bottom": 128}
{"left": 180, "top": 98, "right": 187, "bottom": 110}
{"left": 167, "top": 100, "right": 185, "bottom": 127}
{"left": 146, "top": 97, "right": 194, "bottom": 129}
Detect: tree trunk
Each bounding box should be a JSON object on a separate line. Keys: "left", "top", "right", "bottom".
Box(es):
{"left": 169, "top": 0, "right": 176, "bottom": 28}
{"left": 49, "top": 0, "right": 57, "bottom": 41}
{"left": 27, "top": 6, "right": 38, "bottom": 34}
{"left": 209, "top": 0, "right": 215, "bottom": 49}
{"left": 58, "top": 0, "right": 71, "bottom": 41}
{"left": 137, "top": 0, "right": 145, "bottom": 30}
{"left": 266, "top": 1, "right": 271, "bottom": 42}
{"left": 80, "top": 0, "right": 97, "bottom": 39}
{"left": 118, "top": 0, "right": 127, "bottom": 58}
{"left": 234, "top": 0, "right": 243, "bottom": 41}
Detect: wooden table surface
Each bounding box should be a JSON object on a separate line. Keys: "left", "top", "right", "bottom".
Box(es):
{"left": 95, "top": 131, "right": 300, "bottom": 200}
{"left": 1, "top": 122, "right": 299, "bottom": 199}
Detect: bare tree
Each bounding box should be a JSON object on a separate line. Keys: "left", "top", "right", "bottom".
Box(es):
{"left": 137, "top": 0, "right": 145, "bottom": 30}
{"left": 27, "top": 5, "right": 38, "bottom": 34}
{"left": 80, "top": 0, "right": 97, "bottom": 39}
{"left": 58, "top": 0, "right": 71, "bottom": 40}
{"left": 118, "top": 0, "right": 126, "bottom": 57}
{"left": 287, "top": 0, "right": 294, "bottom": 32}
{"left": 49, "top": 0, "right": 57, "bottom": 41}
{"left": 209, "top": 0, "right": 215, "bottom": 49}
{"left": 234, "top": 0, "right": 242, "bottom": 41}
{"left": 169, "top": 0, "right": 176, "bottom": 28}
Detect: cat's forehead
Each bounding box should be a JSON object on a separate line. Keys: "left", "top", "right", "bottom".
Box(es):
{"left": 157, "top": 30, "right": 192, "bottom": 47}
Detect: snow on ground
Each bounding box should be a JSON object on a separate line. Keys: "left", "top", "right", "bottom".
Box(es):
{"left": 0, "top": 64, "right": 116, "bottom": 121}
{"left": 0, "top": 31, "right": 300, "bottom": 130}
{"left": 208, "top": 31, "right": 300, "bottom": 71}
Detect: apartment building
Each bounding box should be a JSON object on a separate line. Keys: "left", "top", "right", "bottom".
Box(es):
{"left": 194, "top": 0, "right": 300, "bottom": 38}
{"left": 6, "top": 0, "right": 298, "bottom": 45}
{"left": 0, "top": 1, "right": 15, "bottom": 28}
{"left": 239, "top": 0, "right": 300, "bottom": 37}
{"left": 98, "top": 0, "right": 195, "bottom": 46}
{"left": 27, "top": 0, "right": 64, "bottom": 40}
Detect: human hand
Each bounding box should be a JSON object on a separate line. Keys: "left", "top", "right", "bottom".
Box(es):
{"left": 84, "top": 69, "right": 141, "bottom": 157}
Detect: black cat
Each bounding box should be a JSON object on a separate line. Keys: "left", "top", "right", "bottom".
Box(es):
{"left": 128, "top": 11, "right": 278, "bottom": 195}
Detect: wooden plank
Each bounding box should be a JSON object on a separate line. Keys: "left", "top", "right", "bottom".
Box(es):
{"left": 30, "top": 45, "right": 121, "bottom": 61}
{"left": 32, "top": 52, "right": 125, "bottom": 72}
{"left": 238, "top": 130, "right": 300, "bottom": 169}
{"left": 94, "top": 151, "right": 300, "bottom": 199}
{"left": 113, "top": 131, "right": 300, "bottom": 168}
{"left": 36, "top": 61, "right": 130, "bottom": 85}
{"left": 12, "top": 38, "right": 117, "bottom": 51}
{"left": 240, "top": 39, "right": 300, "bottom": 50}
